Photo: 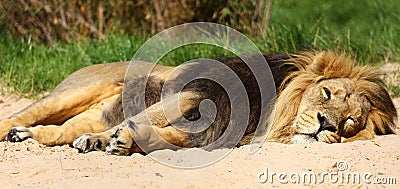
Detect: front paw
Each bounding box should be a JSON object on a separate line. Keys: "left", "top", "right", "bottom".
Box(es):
{"left": 6, "top": 126, "right": 33, "bottom": 142}
{"left": 73, "top": 133, "right": 108, "bottom": 153}
{"left": 105, "top": 127, "right": 133, "bottom": 156}
{"left": 316, "top": 130, "right": 340, "bottom": 143}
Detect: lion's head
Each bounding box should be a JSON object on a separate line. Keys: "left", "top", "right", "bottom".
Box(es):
{"left": 267, "top": 51, "right": 398, "bottom": 144}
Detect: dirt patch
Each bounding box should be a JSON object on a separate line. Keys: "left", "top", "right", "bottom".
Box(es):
{"left": 380, "top": 62, "right": 400, "bottom": 84}
{"left": 0, "top": 135, "right": 399, "bottom": 188}
{"left": 380, "top": 62, "right": 400, "bottom": 97}
{"left": 0, "top": 95, "right": 33, "bottom": 120}
{"left": 394, "top": 98, "right": 400, "bottom": 133}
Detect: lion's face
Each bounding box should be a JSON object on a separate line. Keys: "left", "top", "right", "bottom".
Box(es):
{"left": 267, "top": 51, "right": 397, "bottom": 144}
{"left": 291, "top": 78, "right": 371, "bottom": 143}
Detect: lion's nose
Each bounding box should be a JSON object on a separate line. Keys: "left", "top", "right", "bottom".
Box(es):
{"left": 317, "top": 112, "right": 337, "bottom": 133}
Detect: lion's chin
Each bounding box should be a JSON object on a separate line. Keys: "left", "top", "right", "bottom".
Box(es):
{"left": 291, "top": 134, "right": 317, "bottom": 144}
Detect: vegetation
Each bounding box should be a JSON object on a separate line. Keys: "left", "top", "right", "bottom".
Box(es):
{"left": 0, "top": 0, "right": 399, "bottom": 96}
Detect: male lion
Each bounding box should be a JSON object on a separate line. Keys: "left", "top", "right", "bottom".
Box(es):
{"left": 0, "top": 51, "right": 397, "bottom": 155}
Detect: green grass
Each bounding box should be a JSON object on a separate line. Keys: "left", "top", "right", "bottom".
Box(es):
{"left": 1, "top": 0, "right": 400, "bottom": 96}
{"left": 389, "top": 85, "right": 400, "bottom": 97}
{"left": 257, "top": 0, "right": 400, "bottom": 64}
{"left": 0, "top": 34, "right": 144, "bottom": 96}
{"left": 0, "top": 35, "right": 234, "bottom": 96}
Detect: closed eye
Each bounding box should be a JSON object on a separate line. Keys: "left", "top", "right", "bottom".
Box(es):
{"left": 322, "top": 87, "right": 331, "bottom": 100}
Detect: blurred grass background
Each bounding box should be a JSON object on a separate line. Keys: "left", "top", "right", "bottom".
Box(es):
{"left": 0, "top": 0, "right": 399, "bottom": 96}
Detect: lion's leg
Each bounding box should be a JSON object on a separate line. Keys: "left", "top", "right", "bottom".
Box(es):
{"left": 73, "top": 91, "right": 202, "bottom": 155}
{"left": 6, "top": 94, "right": 120, "bottom": 146}
{"left": 0, "top": 84, "right": 123, "bottom": 141}
{"left": 341, "top": 128, "right": 375, "bottom": 143}
{"left": 105, "top": 124, "right": 190, "bottom": 156}
{"left": 104, "top": 91, "right": 202, "bottom": 155}
{"left": 6, "top": 109, "right": 109, "bottom": 146}
{"left": 72, "top": 122, "right": 190, "bottom": 155}
{"left": 131, "top": 91, "right": 203, "bottom": 128}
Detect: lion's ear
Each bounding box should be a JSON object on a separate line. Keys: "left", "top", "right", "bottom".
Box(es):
{"left": 361, "top": 81, "right": 397, "bottom": 135}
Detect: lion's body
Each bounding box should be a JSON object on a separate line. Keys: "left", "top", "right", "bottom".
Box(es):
{"left": 0, "top": 51, "right": 397, "bottom": 155}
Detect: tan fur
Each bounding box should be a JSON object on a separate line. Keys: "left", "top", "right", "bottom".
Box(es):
{"left": 0, "top": 51, "right": 397, "bottom": 155}
{"left": 19, "top": 94, "right": 120, "bottom": 145}
{"left": 0, "top": 62, "right": 130, "bottom": 141}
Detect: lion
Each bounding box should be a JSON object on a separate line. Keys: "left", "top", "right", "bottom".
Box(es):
{"left": 0, "top": 50, "right": 397, "bottom": 155}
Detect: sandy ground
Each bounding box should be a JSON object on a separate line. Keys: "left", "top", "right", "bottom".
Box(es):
{"left": 0, "top": 94, "right": 399, "bottom": 189}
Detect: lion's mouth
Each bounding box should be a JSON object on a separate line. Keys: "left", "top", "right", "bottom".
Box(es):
{"left": 291, "top": 133, "right": 318, "bottom": 144}
{"left": 303, "top": 133, "right": 318, "bottom": 139}
{"left": 294, "top": 114, "right": 339, "bottom": 142}
{"left": 293, "top": 128, "right": 341, "bottom": 144}
{"left": 299, "top": 133, "right": 319, "bottom": 142}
